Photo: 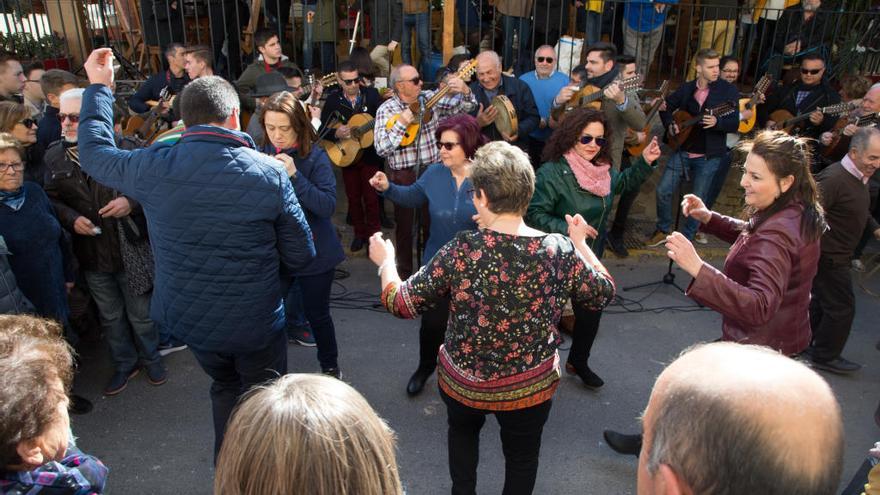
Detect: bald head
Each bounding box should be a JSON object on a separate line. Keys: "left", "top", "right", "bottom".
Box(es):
{"left": 638, "top": 342, "right": 843, "bottom": 495}
{"left": 476, "top": 51, "right": 502, "bottom": 91}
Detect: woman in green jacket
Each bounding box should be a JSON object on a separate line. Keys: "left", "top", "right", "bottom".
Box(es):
{"left": 526, "top": 108, "right": 661, "bottom": 389}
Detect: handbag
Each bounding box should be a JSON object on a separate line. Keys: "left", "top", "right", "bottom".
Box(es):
{"left": 118, "top": 216, "right": 155, "bottom": 295}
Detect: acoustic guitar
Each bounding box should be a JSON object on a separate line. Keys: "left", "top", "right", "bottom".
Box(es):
{"left": 667, "top": 101, "right": 737, "bottom": 150}
{"left": 321, "top": 113, "right": 376, "bottom": 167}
{"left": 551, "top": 75, "right": 643, "bottom": 122}
{"left": 738, "top": 75, "right": 772, "bottom": 133}
{"left": 768, "top": 101, "right": 854, "bottom": 134}
{"left": 125, "top": 87, "right": 172, "bottom": 140}
{"left": 385, "top": 58, "right": 479, "bottom": 147}
{"left": 821, "top": 111, "right": 880, "bottom": 158}
{"left": 627, "top": 80, "right": 669, "bottom": 157}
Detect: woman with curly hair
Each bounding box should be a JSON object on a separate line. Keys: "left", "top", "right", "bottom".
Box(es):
{"left": 526, "top": 108, "right": 662, "bottom": 389}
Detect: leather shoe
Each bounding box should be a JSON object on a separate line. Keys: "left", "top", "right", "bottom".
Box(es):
{"left": 69, "top": 394, "right": 93, "bottom": 415}
{"left": 603, "top": 430, "right": 642, "bottom": 457}
{"left": 810, "top": 356, "right": 862, "bottom": 374}
{"left": 406, "top": 369, "right": 432, "bottom": 396}
{"left": 606, "top": 235, "right": 629, "bottom": 258}
{"left": 565, "top": 362, "right": 604, "bottom": 389}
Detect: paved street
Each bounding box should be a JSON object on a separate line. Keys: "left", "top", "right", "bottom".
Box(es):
{"left": 70, "top": 249, "right": 880, "bottom": 494}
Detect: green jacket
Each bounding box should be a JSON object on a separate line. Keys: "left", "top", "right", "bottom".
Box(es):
{"left": 236, "top": 58, "right": 300, "bottom": 112}
{"left": 526, "top": 156, "right": 655, "bottom": 249}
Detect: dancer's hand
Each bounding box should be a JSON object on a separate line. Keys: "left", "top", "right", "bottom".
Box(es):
{"left": 369, "top": 232, "right": 396, "bottom": 267}
{"left": 681, "top": 194, "right": 711, "bottom": 224}
{"left": 566, "top": 213, "right": 599, "bottom": 245}
{"left": 666, "top": 232, "right": 703, "bottom": 278}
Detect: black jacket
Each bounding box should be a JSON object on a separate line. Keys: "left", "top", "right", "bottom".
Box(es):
{"left": 319, "top": 86, "right": 383, "bottom": 167}
{"left": 660, "top": 78, "right": 740, "bottom": 157}
{"left": 469, "top": 75, "right": 540, "bottom": 148}
{"left": 758, "top": 79, "right": 841, "bottom": 139}
{"left": 140, "top": 0, "right": 185, "bottom": 48}
{"left": 772, "top": 5, "right": 832, "bottom": 56}
{"left": 128, "top": 70, "right": 190, "bottom": 114}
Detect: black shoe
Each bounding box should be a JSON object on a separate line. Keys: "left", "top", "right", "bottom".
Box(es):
{"left": 350, "top": 237, "right": 366, "bottom": 252}
{"left": 810, "top": 356, "right": 862, "bottom": 374}
{"left": 607, "top": 235, "right": 629, "bottom": 258}
{"left": 69, "top": 395, "right": 93, "bottom": 415}
{"left": 406, "top": 369, "right": 433, "bottom": 396}
{"left": 603, "top": 430, "right": 642, "bottom": 457}
{"left": 565, "top": 362, "right": 604, "bottom": 389}
{"left": 322, "top": 368, "right": 342, "bottom": 380}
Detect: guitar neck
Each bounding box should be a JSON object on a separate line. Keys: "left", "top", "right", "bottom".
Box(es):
{"left": 579, "top": 88, "right": 604, "bottom": 106}
{"left": 424, "top": 87, "right": 449, "bottom": 111}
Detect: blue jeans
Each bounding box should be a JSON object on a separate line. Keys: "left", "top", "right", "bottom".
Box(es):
{"left": 190, "top": 330, "right": 287, "bottom": 458}
{"left": 655, "top": 152, "right": 722, "bottom": 239}
{"left": 578, "top": 10, "right": 602, "bottom": 46}
{"left": 402, "top": 12, "right": 431, "bottom": 73}
{"left": 502, "top": 15, "right": 531, "bottom": 75}
{"left": 298, "top": 269, "right": 338, "bottom": 370}
{"left": 705, "top": 150, "right": 733, "bottom": 210}
{"left": 283, "top": 277, "right": 310, "bottom": 334}
{"left": 84, "top": 271, "right": 160, "bottom": 372}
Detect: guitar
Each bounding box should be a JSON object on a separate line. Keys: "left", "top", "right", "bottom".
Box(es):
{"left": 321, "top": 113, "right": 376, "bottom": 167}
{"left": 821, "top": 111, "right": 880, "bottom": 158}
{"left": 738, "top": 75, "right": 772, "bottom": 133}
{"left": 667, "top": 101, "right": 737, "bottom": 150}
{"left": 125, "top": 87, "right": 172, "bottom": 140}
{"left": 627, "top": 80, "right": 670, "bottom": 157}
{"left": 385, "top": 58, "right": 479, "bottom": 147}
{"left": 768, "top": 101, "right": 854, "bottom": 134}
{"left": 298, "top": 73, "right": 338, "bottom": 102}
{"left": 551, "top": 75, "right": 644, "bottom": 122}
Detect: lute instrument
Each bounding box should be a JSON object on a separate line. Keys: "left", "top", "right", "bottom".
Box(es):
{"left": 738, "top": 75, "right": 772, "bottom": 133}
{"left": 768, "top": 101, "right": 853, "bottom": 134}
{"left": 550, "top": 74, "right": 643, "bottom": 122}
{"left": 667, "top": 101, "right": 737, "bottom": 150}
{"left": 627, "top": 80, "right": 670, "bottom": 157}
{"left": 821, "top": 111, "right": 880, "bottom": 158}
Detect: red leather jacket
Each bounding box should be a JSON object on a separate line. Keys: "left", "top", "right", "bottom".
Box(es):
{"left": 687, "top": 203, "right": 820, "bottom": 356}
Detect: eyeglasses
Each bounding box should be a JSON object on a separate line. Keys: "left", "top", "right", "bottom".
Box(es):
{"left": 536, "top": 56, "right": 555, "bottom": 63}
{"left": 402, "top": 77, "right": 421, "bottom": 85}
{"left": 801, "top": 68, "right": 823, "bottom": 75}
{"left": 0, "top": 161, "right": 24, "bottom": 172}
{"left": 341, "top": 77, "right": 361, "bottom": 85}
{"left": 721, "top": 69, "right": 739, "bottom": 73}
{"left": 579, "top": 134, "right": 607, "bottom": 146}
{"left": 17, "top": 118, "right": 37, "bottom": 128}
{"left": 58, "top": 113, "right": 80, "bottom": 123}
{"left": 437, "top": 141, "right": 460, "bottom": 150}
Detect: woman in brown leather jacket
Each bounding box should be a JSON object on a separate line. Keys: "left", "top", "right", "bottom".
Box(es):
{"left": 665, "top": 130, "right": 827, "bottom": 356}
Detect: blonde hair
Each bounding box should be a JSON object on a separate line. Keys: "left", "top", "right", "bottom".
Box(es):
{"left": 214, "top": 374, "right": 402, "bottom": 495}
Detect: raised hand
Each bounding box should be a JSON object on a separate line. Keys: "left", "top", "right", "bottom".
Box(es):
{"left": 565, "top": 213, "right": 599, "bottom": 245}
{"left": 665, "top": 232, "right": 703, "bottom": 278}
{"left": 642, "top": 136, "right": 662, "bottom": 164}
{"left": 681, "top": 194, "right": 711, "bottom": 224}
{"left": 368, "top": 232, "right": 396, "bottom": 267}
{"left": 369, "top": 171, "right": 389, "bottom": 192}
{"left": 84, "top": 48, "right": 115, "bottom": 87}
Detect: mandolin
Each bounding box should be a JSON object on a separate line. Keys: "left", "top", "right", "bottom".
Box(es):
{"left": 321, "top": 113, "right": 376, "bottom": 167}
{"left": 298, "top": 73, "right": 338, "bottom": 103}
{"left": 385, "top": 58, "right": 479, "bottom": 147}
{"left": 667, "top": 101, "right": 737, "bottom": 150}
{"left": 550, "top": 74, "right": 643, "bottom": 122}
{"left": 821, "top": 111, "right": 880, "bottom": 158}
{"left": 738, "top": 75, "right": 772, "bottom": 134}
{"left": 768, "top": 101, "right": 854, "bottom": 134}
{"left": 627, "top": 80, "right": 669, "bottom": 157}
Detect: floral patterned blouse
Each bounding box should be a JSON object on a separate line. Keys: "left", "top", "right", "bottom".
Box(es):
{"left": 382, "top": 229, "right": 615, "bottom": 411}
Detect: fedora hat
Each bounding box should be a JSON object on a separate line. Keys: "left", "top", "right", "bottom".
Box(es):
{"left": 251, "top": 71, "right": 294, "bottom": 97}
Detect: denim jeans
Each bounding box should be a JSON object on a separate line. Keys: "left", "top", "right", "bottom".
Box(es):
{"left": 298, "top": 269, "right": 338, "bottom": 370}
{"left": 502, "top": 15, "right": 532, "bottom": 75}
{"left": 655, "top": 152, "right": 722, "bottom": 239}
{"left": 84, "top": 271, "right": 160, "bottom": 373}
{"left": 402, "top": 12, "right": 431, "bottom": 73}
{"left": 190, "top": 329, "right": 287, "bottom": 458}
{"left": 283, "top": 276, "right": 309, "bottom": 334}
{"left": 705, "top": 149, "right": 733, "bottom": 209}
{"left": 578, "top": 10, "right": 602, "bottom": 46}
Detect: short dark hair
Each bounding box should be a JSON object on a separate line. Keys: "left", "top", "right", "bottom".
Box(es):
{"left": 0, "top": 315, "right": 74, "bottom": 468}
{"left": 23, "top": 61, "right": 44, "bottom": 79}
{"left": 435, "top": 114, "right": 488, "bottom": 160}
{"left": 164, "top": 42, "right": 185, "bottom": 59}
{"left": 695, "top": 48, "right": 720, "bottom": 66}
{"left": 615, "top": 54, "right": 636, "bottom": 67}
{"left": 571, "top": 64, "right": 588, "bottom": 83}
{"left": 542, "top": 108, "right": 611, "bottom": 165}
{"left": 254, "top": 28, "right": 278, "bottom": 50}
{"left": 337, "top": 60, "right": 358, "bottom": 74}
{"left": 584, "top": 41, "right": 617, "bottom": 64}
{"left": 277, "top": 66, "right": 303, "bottom": 81}
{"left": 179, "top": 76, "right": 239, "bottom": 126}
{"left": 185, "top": 45, "right": 213, "bottom": 69}
{"left": 40, "top": 69, "right": 79, "bottom": 98}
{"left": 719, "top": 56, "right": 739, "bottom": 69}
{"left": 801, "top": 52, "right": 825, "bottom": 65}
{"left": 0, "top": 51, "right": 19, "bottom": 68}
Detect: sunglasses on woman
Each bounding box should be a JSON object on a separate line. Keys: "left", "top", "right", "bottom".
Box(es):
{"left": 18, "top": 118, "right": 37, "bottom": 128}
{"left": 437, "top": 141, "right": 460, "bottom": 150}
{"left": 58, "top": 113, "right": 80, "bottom": 123}
{"left": 579, "top": 134, "right": 607, "bottom": 146}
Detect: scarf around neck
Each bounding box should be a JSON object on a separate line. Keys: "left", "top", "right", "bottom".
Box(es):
{"left": 564, "top": 150, "right": 611, "bottom": 197}
{"left": 584, "top": 64, "right": 620, "bottom": 90}
{"left": 0, "top": 186, "right": 26, "bottom": 211}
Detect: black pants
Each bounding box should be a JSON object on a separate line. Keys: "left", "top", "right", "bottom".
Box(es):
{"left": 569, "top": 305, "right": 602, "bottom": 367}
{"left": 441, "top": 389, "right": 553, "bottom": 495}
{"left": 208, "top": 0, "right": 246, "bottom": 79}
{"left": 609, "top": 153, "right": 636, "bottom": 241}
{"left": 416, "top": 298, "right": 449, "bottom": 373}
{"left": 809, "top": 257, "right": 855, "bottom": 362}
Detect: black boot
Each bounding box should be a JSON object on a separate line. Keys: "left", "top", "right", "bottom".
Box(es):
{"left": 406, "top": 368, "right": 433, "bottom": 396}
{"left": 603, "top": 430, "right": 642, "bottom": 457}
{"left": 565, "top": 361, "right": 604, "bottom": 389}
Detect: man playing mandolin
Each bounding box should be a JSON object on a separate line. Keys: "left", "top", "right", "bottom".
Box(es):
{"left": 374, "top": 63, "right": 476, "bottom": 278}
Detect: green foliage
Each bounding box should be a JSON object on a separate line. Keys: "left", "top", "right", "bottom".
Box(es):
{"left": 0, "top": 31, "right": 67, "bottom": 60}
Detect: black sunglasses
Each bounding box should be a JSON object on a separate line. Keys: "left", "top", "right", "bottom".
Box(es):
{"left": 18, "top": 118, "right": 37, "bottom": 128}
{"left": 341, "top": 76, "right": 361, "bottom": 85}
{"left": 801, "top": 68, "right": 822, "bottom": 75}
{"left": 579, "top": 134, "right": 607, "bottom": 146}
{"left": 437, "top": 141, "right": 459, "bottom": 150}
{"left": 402, "top": 77, "right": 421, "bottom": 85}
{"left": 536, "top": 56, "right": 555, "bottom": 63}
{"left": 58, "top": 113, "right": 80, "bottom": 123}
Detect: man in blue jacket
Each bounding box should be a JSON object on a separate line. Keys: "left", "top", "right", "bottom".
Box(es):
{"left": 78, "top": 48, "right": 316, "bottom": 457}
{"left": 650, "top": 48, "right": 739, "bottom": 245}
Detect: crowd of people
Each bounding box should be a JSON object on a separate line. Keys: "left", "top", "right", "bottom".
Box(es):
{"left": 0, "top": 4, "right": 878, "bottom": 490}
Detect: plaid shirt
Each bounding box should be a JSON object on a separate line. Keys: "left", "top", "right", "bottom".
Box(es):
{"left": 374, "top": 90, "right": 477, "bottom": 171}
{"left": 1, "top": 446, "right": 108, "bottom": 494}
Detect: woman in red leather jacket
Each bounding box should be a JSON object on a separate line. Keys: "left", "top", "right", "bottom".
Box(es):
{"left": 665, "top": 130, "right": 827, "bottom": 356}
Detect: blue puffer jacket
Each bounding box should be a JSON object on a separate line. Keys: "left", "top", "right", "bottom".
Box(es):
{"left": 77, "top": 84, "right": 316, "bottom": 353}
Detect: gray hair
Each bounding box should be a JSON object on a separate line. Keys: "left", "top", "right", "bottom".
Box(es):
{"left": 870, "top": 82, "right": 880, "bottom": 92}
{"left": 470, "top": 141, "right": 534, "bottom": 215}
{"left": 59, "top": 87, "right": 84, "bottom": 107}
{"left": 179, "top": 76, "right": 240, "bottom": 126}
{"left": 477, "top": 51, "right": 502, "bottom": 69}
{"left": 389, "top": 64, "right": 414, "bottom": 91}
{"left": 850, "top": 126, "right": 880, "bottom": 153}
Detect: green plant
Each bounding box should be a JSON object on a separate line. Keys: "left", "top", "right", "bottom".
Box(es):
{"left": 0, "top": 31, "right": 67, "bottom": 60}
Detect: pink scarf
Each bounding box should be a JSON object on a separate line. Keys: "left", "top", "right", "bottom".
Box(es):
{"left": 564, "top": 150, "right": 611, "bottom": 197}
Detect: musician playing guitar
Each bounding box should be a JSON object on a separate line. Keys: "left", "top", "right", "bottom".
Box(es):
{"left": 319, "top": 61, "right": 383, "bottom": 252}
{"left": 819, "top": 81, "right": 879, "bottom": 163}
{"left": 650, "top": 48, "right": 739, "bottom": 246}
{"left": 374, "top": 64, "right": 475, "bottom": 278}
{"left": 128, "top": 43, "right": 190, "bottom": 115}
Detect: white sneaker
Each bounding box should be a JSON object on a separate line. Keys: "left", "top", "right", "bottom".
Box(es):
{"left": 851, "top": 259, "right": 866, "bottom": 273}
{"left": 694, "top": 232, "right": 709, "bottom": 245}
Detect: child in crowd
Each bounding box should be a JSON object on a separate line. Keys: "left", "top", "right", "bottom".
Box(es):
{"left": 0, "top": 315, "right": 108, "bottom": 494}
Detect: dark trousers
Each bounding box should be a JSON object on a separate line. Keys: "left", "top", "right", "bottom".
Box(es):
{"left": 208, "top": 0, "right": 246, "bottom": 79}
{"left": 440, "top": 389, "right": 553, "bottom": 495}
{"left": 390, "top": 168, "right": 429, "bottom": 278}
{"left": 190, "top": 329, "right": 287, "bottom": 458}
{"left": 809, "top": 257, "right": 855, "bottom": 362}
{"left": 343, "top": 161, "right": 381, "bottom": 240}
{"left": 299, "top": 269, "right": 339, "bottom": 370}
{"left": 417, "top": 298, "right": 449, "bottom": 373}
{"left": 705, "top": 148, "right": 733, "bottom": 209}
{"left": 526, "top": 139, "right": 545, "bottom": 170}
{"left": 609, "top": 153, "right": 636, "bottom": 240}
{"left": 569, "top": 305, "right": 602, "bottom": 367}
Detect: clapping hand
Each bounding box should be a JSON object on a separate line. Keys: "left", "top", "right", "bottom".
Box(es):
{"left": 566, "top": 213, "right": 599, "bottom": 245}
